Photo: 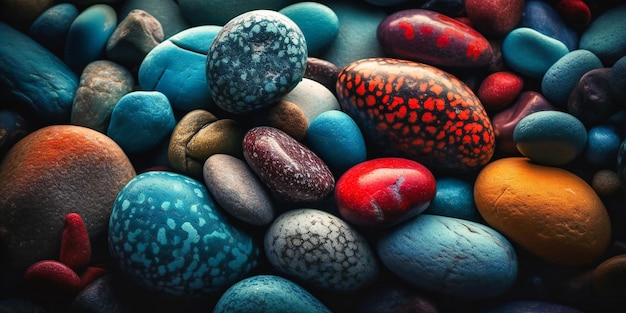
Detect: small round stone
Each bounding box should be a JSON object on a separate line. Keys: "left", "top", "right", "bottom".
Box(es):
{"left": 257, "top": 100, "right": 308, "bottom": 141}
{"left": 585, "top": 125, "right": 622, "bottom": 167}
{"left": 592, "top": 169, "right": 622, "bottom": 196}
{"left": 304, "top": 57, "right": 340, "bottom": 92}
{"left": 477, "top": 71, "right": 524, "bottom": 112}
{"left": 281, "top": 78, "right": 340, "bottom": 125}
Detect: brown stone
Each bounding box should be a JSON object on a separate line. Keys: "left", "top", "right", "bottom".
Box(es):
{"left": 260, "top": 100, "right": 308, "bottom": 141}
{"left": 106, "top": 9, "right": 164, "bottom": 67}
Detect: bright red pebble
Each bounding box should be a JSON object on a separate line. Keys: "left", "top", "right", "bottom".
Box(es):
{"left": 477, "top": 71, "right": 524, "bottom": 112}
{"left": 24, "top": 260, "right": 82, "bottom": 302}
{"left": 335, "top": 157, "right": 436, "bottom": 227}
{"left": 59, "top": 213, "right": 91, "bottom": 271}
{"left": 557, "top": 0, "right": 592, "bottom": 29}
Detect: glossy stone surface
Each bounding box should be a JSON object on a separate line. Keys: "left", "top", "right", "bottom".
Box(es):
{"left": 477, "top": 71, "right": 524, "bottom": 112}
{"left": 279, "top": 2, "right": 339, "bottom": 57}
{"left": 304, "top": 57, "right": 340, "bottom": 92}
{"left": 518, "top": 0, "right": 579, "bottom": 51}
{"left": 60, "top": 213, "right": 91, "bottom": 271}
{"left": 281, "top": 78, "right": 340, "bottom": 125}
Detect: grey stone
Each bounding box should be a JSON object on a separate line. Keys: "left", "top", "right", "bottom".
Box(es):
{"left": 106, "top": 9, "right": 164, "bottom": 67}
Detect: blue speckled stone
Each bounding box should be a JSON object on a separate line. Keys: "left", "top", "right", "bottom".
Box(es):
{"left": 207, "top": 10, "right": 307, "bottom": 114}
{"left": 513, "top": 111, "right": 587, "bottom": 166}
{"left": 28, "top": 3, "right": 79, "bottom": 57}
{"left": 425, "top": 177, "right": 481, "bottom": 222}
{"left": 279, "top": 2, "right": 339, "bottom": 56}
{"left": 541, "top": 49, "right": 603, "bottom": 108}
{"left": 139, "top": 25, "right": 221, "bottom": 112}
{"left": 518, "top": 0, "right": 579, "bottom": 51}
{"left": 585, "top": 125, "right": 622, "bottom": 167}
{"left": 214, "top": 275, "right": 332, "bottom": 313}
{"left": 502, "top": 27, "right": 569, "bottom": 78}
{"left": 306, "top": 110, "right": 367, "bottom": 174}
{"left": 610, "top": 56, "right": 626, "bottom": 100}
{"left": 108, "top": 171, "right": 259, "bottom": 298}
{"left": 580, "top": 4, "right": 626, "bottom": 65}
{"left": 64, "top": 4, "right": 117, "bottom": 73}
{"left": 107, "top": 91, "right": 176, "bottom": 155}
{"left": 264, "top": 208, "right": 379, "bottom": 292}
{"left": 377, "top": 214, "right": 518, "bottom": 299}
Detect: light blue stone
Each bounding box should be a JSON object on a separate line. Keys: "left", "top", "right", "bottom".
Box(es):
{"left": 585, "top": 125, "right": 622, "bottom": 167}
{"left": 279, "top": 2, "right": 339, "bottom": 56}
{"left": 541, "top": 49, "right": 603, "bottom": 107}
{"left": 139, "top": 25, "right": 221, "bottom": 112}
{"left": 65, "top": 4, "right": 117, "bottom": 73}
{"left": 307, "top": 110, "right": 367, "bottom": 174}
{"left": 502, "top": 27, "right": 569, "bottom": 78}
{"left": 377, "top": 214, "right": 518, "bottom": 299}
{"left": 107, "top": 91, "right": 176, "bottom": 155}
{"left": 424, "top": 177, "right": 481, "bottom": 222}
{"left": 29, "top": 3, "right": 79, "bottom": 57}
{"left": 580, "top": 4, "right": 626, "bottom": 65}
{"left": 518, "top": 0, "right": 579, "bottom": 51}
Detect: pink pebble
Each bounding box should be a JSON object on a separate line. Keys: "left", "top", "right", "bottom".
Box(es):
{"left": 557, "top": 0, "right": 592, "bottom": 30}
{"left": 465, "top": 0, "right": 524, "bottom": 37}
{"left": 477, "top": 71, "right": 524, "bottom": 112}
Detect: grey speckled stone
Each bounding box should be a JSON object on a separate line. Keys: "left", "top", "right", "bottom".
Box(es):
{"left": 106, "top": 9, "right": 164, "bottom": 67}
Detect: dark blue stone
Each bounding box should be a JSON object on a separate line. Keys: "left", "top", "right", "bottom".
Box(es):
{"left": 585, "top": 125, "right": 622, "bottom": 167}
{"left": 28, "top": 3, "right": 79, "bottom": 57}
{"left": 519, "top": 0, "right": 579, "bottom": 51}
{"left": 421, "top": 0, "right": 466, "bottom": 17}
{"left": 610, "top": 55, "right": 626, "bottom": 100}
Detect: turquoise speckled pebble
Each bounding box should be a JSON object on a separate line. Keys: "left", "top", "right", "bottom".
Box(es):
{"left": 279, "top": 2, "right": 339, "bottom": 57}
{"left": 207, "top": 10, "right": 307, "bottom": 114}
{"left": 306, "top": 110, "right": 367, "bottom": 174}
{"left": 107, "top": 91, "right": 176, "bottom": 155}
{"left": 214, "top": 275, "right": 332, "bottom": 313}
{"left": 139, "top": 25, "right": 222, "bottom": 112}
{"left": 513, "top": 111, "right": 587, "bottom": 166}
{"left": 64, "top": 4, "right": 117, "bottom": 73}
{"left": 580, "top": 4, "right": 626, "bottom": 65}
{"left": 502, "top": 27, "right": 569, "bottom": 78}
{"left": 541, "top": 49, "right": 603, "bottom": 108}
{"left": 108, "top": 171, "right": 259, "bottom": 298}
{"left": 424, "top": 177, "right": 481, "bottom": 222}
{"left": 377, "top": 214, "right": 518, "bottom": 299}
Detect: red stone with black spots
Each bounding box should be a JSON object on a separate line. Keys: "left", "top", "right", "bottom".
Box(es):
{"left": 336, "top": 58, "right": 495, "bottom": 173}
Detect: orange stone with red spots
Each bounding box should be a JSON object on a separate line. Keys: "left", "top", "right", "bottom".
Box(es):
{"left": 336, "top": 58, "right": 495, "bottom": 172}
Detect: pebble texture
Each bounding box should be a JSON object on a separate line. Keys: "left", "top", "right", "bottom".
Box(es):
{"left": 264, "top": 209, "right": 379, "bottom": 292}
{"left": 579, "top": 4, "right": 626, "bottom": 65}
{"left": 502, "top": 27, "right": 569, "bottom": 78}
{"left": 519, "top": 0, "right": 579, "bottom": 51}
{"left": 118, "top": 0, "right": 190, "bottom": 39}
{"left": 106, "top": 9, "right": 164, "bottom": 67}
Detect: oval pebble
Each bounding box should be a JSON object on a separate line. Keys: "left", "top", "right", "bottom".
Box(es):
{"left": 580, "top": 4, "right": 626, "bottom": 65}
{"left": 28, "top": 3, "right": 79, "bottom": 57}
{"left": 243, "top": 126, "right": 334, "bottom": 204}
{"left": 568, "top": 68, "right": 618, "bottom": 125}
{"left": 464, "top": 0, "right": 524, "bottom": 37}
{"left": 108, "top": 171, "right": 259, "bottom": 297}
{"left": 518, "top": 0, "right": 579, "bottom": 51}
{"left": 257, "top": 99, "right": 309, "bottom": 141}
{"left": 425, "top": 177, "right": 481, "bottom": 222}
{"left": 207, "top": 10, "right": 307, "bottom": 114}
{"left": 281, "top": 78, "right": 340, "bottom": 125}
{"left": 585, "top": 125, "right": 622, "bottom": 167}
{"left": 264, "top": 208, "right": 379, "bottom": 292}
{"left": 557, "top": 0, "right": 591, "bottom": 30}
{"left": 279, "top": 2, "right": 339, "bottom": 57}
{"left": 24, "top": 260, "right": 82, "bottom": 302}
{"left": 513, "top": 110, "right": 587, "bottom": 166}
{"left": 377, "top": 214, "right": 518, "bottom": 299}
{"left": 477, "top": 71, "right": 524, "bottom": 112}
{"left": 502, "top": 27, "right": 569, "bottom": 78}
{"left": 214, "top": 275, "right": 332, "bottom": 313}
{"left": 474, "top": 157, "right": 612, "bottom": 265}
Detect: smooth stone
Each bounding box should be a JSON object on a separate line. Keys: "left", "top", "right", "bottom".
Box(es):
{"left": 513, "top": 110, "right": 587, "bottom": 166}
{"left": 502, "top": 27, "right": 570, "bottom": 78}
{"left": 106, "top": 9, "right": 164, "bottom": 67}
{"left": 519, "top": 0, "right": 579, "bottom": 51}
{"left": 465, "top": 0, "right": 524, "bottom": 37}
{"left": 0, "top": 21, "right": 78, "bottom": 125}
{"left": 425, "top": 177, "right": 481, "bottom": 222}
{"left": 242, "top": 126, "right": 334, "bottom": 203}
{"left": 580, "top": 4, "right": 626, "bottom": 65}
{"left": 257, "top": 99, "right": 308, "bottom": 141}
{"left": 336, "top": 58, "right": 495, "bottom": 173}
{"left": 139, "top": 25, "right": 221, "bottom": 112}
{"left": 610, "top": 55, "right": 626, "bottom": 100}
{"left": 281, "top": 78, "right": 340, "bottom": 124}
{"left": 304, "top": 57, "right": 339, "bottom": 92}
{"left": 592, "top": 254, "right": 626, "bottom": 299}
{"left": 568, "top": 68, "right": 618, "bottom": 125}
{"left": 377, "top": 214, "right": 518, "bottom": 299}
{"left": 71, "top": 60, "right": 134, "bottom": 133}
{"left": 108, "top": 171, "right": 259, "bottom": 297}
{"left": 355, "top": 284, "right": 439, "bottom": 313}
{"left": 306, "top": 110, "right": 367, "bottom": 174}
{"left": 377, "top": 9, "right": 493, "bottom": 68}
{"left": 279, "top": 2, "right": 339, "bottom": 57}
{"left": 0, "top": 0, "right": 53, "bottom": 29}
{"left": 474, "top": 157, "right": 612, "bottom": 265}
{"left": 203, "top": 154, "right": 275, "bottom": 226}
{"left": 477, "top": 71, "right": 524, "bottom": 112}
{"left": 264, "top": 208, "right": 379, "bottom": 292}
{"left": 541, "top": 49, "right": 603, "bottom": 107}
{"left": 207, "top": 10, "right": 307, "bottom": 114}
{"left": 214, "top": 275, "right": 332, "bottom": 313}
{"left": 557, "top": 0, "right": 592, "bottom": 30}
{"left": 592, "top": 169, "right": 622, "bottom": 196}
{"left": 0, "top": 125, "right": 136, "bottom": 294}
{"left": 28, "top": 3, "right": 79, "bottom": 57}
{"left": 64, "top": 4, "right": 117, "bottom": 73}
{"left": 585, "top": 125, "right": 622, "bottom": 167}
{"left": 481, "top": 300, "right": 585, "bottom": 313}
{"left": 178, "top": 0, "right": 293, "bottom": 26}
{"left": 492, "top": 91, "right": 557, "bottom": 155}
{"left": 168, "top": 109, "right": 246, "bottom": 179}
{"left": 118, "top": 0, "right": 190, "bottom": 39}
{"left": 0, "top": 109, "right": 32, "bottom": 158}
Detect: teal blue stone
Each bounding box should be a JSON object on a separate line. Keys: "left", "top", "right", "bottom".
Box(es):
{"left": 28, "top": 3, "right": 79, "bottom": 57}
{"left": 518, "top": 0, "right": 578, "bottom": 51}
{"left": 377, "top": 214, "right": 518, "bottom": 299}
{"left": 513, "top": 111, "right": 587, "bottom": 166}
{"left": 541, "top": 49, "right": 603, "bottom": 107}
{"left": 64, "top": 4, "right": 117, "bottom": 73}
{"left": 108, "top": 171, "right": 259, "bottom": 297}
{"left": 502, "top": 27, "right": 569, "bottom": 78}
{"left": 307, "top": 110, "right": 366, "bottom": 174}
{"left": 279, "top": 2, "right": 339, "bottom": 56}
{"left": 107, "top": 91, "right": 176, "bottom": 155}
{"left": 214, "top": 275, "right": 332, "bottom": 313}
{"left": 0, "top": 21, "right": 78, "bottom": 124}
{"left": 580, "top": 4, "right": 626, "bottom": 65}
{"left": 424, "top": 177, "right": 481, "bottom": 222}
{"left": 139, "top": 25, "right": 221, "bottom": 111}
{"left": 585, "top": 125, "right": 622, "bottom": 167}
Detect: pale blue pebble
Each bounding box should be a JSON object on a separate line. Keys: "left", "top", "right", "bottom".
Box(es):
{"left": 65, "top": 4, "right": 117, "bottom": 73}
{"left": 425, "top": 177, "right": 481, "bottom": 222}
{"left": 279, "top": 2, "right": 340, "bottom": 56}
{"left": 502, "top": 27, "right": 569, "bottom": 78}
{"left": 541, "top": 49, "right": 603, "bottom": 107}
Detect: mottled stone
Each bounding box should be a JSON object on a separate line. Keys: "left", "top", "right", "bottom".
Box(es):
{"left": 71, "top": 60, "right": 134, "bottom": 133}
{"left": 106, "top": 9, "right": 164, "bottom": 67}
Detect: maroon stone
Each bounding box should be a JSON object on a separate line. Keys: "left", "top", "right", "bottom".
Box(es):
{"left": 465, "top": 0, "right": 524, "bottom": 37}
{"left": 24, "top": 260, "right": 81, "bottom": 303}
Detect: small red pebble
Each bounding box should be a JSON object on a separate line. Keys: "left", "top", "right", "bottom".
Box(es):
{"left": 335, "top": 157, "right": 436, "bottom": 227}
{"left": 557, "top": 0, "right": 592, "bottom": 30}
{"left": 477, "top": 71, "right": 524, "bottom": 112}
{"left": 59, "top": 213, "right": 91, "bottom": 271}
{"left": 24, "top": 260, "right": 82, "bottom": 302}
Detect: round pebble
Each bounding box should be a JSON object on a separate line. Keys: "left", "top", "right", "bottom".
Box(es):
{"left": 568, "top": 68, "right": 618, "bottom": 125}
{"left": 464, "top": 0, "right": 524, "bottom": 37}
{"left": 592, "top": 169, "right": 622, "bottom": 196}
{"left": 28, "top": 3, "right": 79, "bottom": 57}
{"left": 264, "top": 208, "right": 379, "bottom": 292}
{"left": 257, "top": 99, "right": 309, "bottom": 141}
{"left": 377, "top": 214, "right": 518, "bottom": 299}
{"left": 207, "top": 10, "right": 307, "bottom": 114}
{"left": 279, "top": 2, "right": 339, "bottom": 57}
{"left": 585, "top": 125, "right": 622, "bottom": 167}
{"left": 518, "top": 0, "right": 579, "bottom": 51}
{"left": 108, "top": 171, "right": 259, "bottom": 297}
{"left": 281, "top": 78, "right": 340, "bottom": 125}
{"left": 579, "top": 4, "right": 626, "bottom": 65}
{"left": 105, "top": 9, "right": 164, "bottom": 67}
{"left": 477, "top": 71, "right": 524, "bottom": 112}
{"left": 513, "top": 110, "right": 587, "bottom": 166}
{"left": 502, "top": 27, "right": 569, "bottom": 78}
{"left": 474, "top": 157, "right": 612, "bottom": 265}
{"left": 425, "top": 177, "right": 481, "bottom": 222}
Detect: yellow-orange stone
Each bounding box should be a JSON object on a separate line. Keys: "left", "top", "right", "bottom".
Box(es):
{"left": 474, "top": 157, "right": 611, "bottom": 265}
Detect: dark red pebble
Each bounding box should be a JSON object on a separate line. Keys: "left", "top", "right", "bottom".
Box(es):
{"left": 60, "top": 213, "right": 91, "bottom": 271}
{"left": 557, "top": 0, "right": 592, "bottom": 30}
{"left": 24, "top": 260, "right": 82, "bottom": 303}
{"left": 304, "top": 57, "right": 340, "bottom": 92}
{"left": 465, "top": 0, "right": 524, "bottom": 37}
{"left": 477, "top": 71, "right": 524, "bottom": 112}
